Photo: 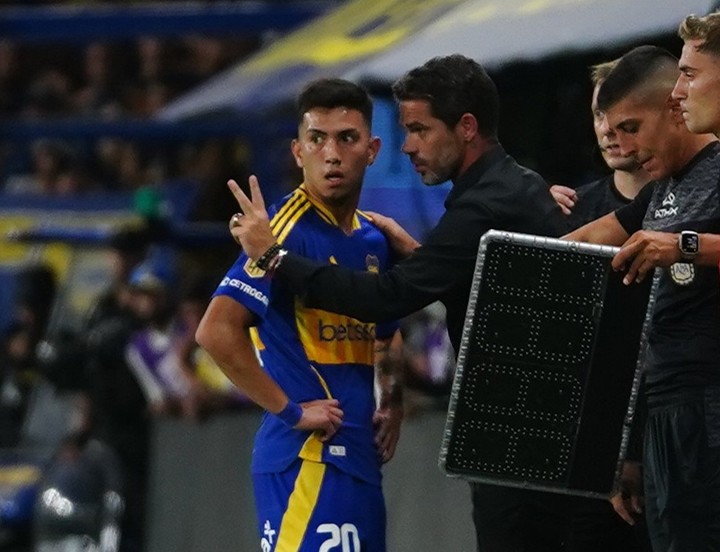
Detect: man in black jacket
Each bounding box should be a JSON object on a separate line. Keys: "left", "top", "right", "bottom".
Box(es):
{"left": 228, "top": 54, "right": 570, "bottom": 551}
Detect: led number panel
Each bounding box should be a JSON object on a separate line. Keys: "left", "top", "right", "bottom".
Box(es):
{"left": 440, "top": 231, "right": 655, "bottom": 498}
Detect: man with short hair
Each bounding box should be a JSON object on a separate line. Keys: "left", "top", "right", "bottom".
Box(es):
{"left": 228, "top": 54, "right": 570, "bottom": 552}
{"left": 567, "top": 45, "right": 720, "bottom": 552}
{"left": 673, "top": 10, "right": 720, "bottom": 137}
{"left": 196, "top": 78, "right": 404, "bottom": 551}
{"left": 551, "top": 60, "right": 651, "bottom": 228}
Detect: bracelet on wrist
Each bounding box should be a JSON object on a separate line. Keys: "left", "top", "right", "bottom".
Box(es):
{"left": 275, "top": 401, "right": 303, "bottom": 427}
{"left": 266, "top": 248, "right": 288, "bottom": 274}
{"left": 256, "top": 243, "right": 283, "bottom": 271}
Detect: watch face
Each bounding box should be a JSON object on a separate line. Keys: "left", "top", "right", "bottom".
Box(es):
{"left": 681, "top": 232, "right": 699, "bottom": 255}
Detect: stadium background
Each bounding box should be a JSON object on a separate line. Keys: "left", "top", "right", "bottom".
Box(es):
{"left": 0, "top": 1, "right": 717, "bottom": 550}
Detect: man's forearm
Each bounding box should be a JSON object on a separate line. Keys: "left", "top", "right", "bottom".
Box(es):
{"left": 274, "top": 251, "right": 325, "bottom": 295}
{"left": 274, "top": 252, "right": 427, "bottom": 323}
{"left": 204, "top": 331, "right": 290, "bottom": 415}
{"left": 563, "top": 212, "right": 629, "bottom": 245}
{"left": 374, "top": 333, "right": 404, "bottom": 407}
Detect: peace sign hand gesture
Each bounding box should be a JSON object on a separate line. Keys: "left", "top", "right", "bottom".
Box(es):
{"left": 228, "top": 175, "right": 277, "bottom": 260}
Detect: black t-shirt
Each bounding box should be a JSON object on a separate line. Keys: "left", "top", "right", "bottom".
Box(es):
{"left": 615, "top": 142, "right": 720, "bottom": 396}
{"left": 567, "top": 174, "right": 633, "bottom": 230}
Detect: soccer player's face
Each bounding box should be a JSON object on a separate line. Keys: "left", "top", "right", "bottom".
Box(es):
{"left": 399, "top": 99, "right": 463, "bottom": 186}
{"left": 602, "top": 95, "right": 686, "bottom": 180}
{"left": 673, "top": 39, "right": 720, "bottom": 136}
{"left": 292, "top": 107, "right": 379, "bottom": 208}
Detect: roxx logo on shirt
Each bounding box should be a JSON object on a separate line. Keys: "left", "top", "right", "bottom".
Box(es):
{"left": 654, "top": 192, "right": 678, "bottom": 219}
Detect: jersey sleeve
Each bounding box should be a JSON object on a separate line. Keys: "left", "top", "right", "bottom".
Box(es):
{"left": 212, "top": 253, "right": 273, "bottom": 318}
{"left": 213, "top": 196, "right": 307, "bottom": 318}
{"left": 614, "top": 182, "right": 654, "bottom": 235}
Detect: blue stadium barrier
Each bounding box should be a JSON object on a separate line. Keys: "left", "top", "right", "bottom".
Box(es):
{"left": 0, "top": 1, "right": 337, "bottom": 42}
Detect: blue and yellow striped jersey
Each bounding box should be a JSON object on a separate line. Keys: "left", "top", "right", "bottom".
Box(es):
{"left": 214, "top": 184, "right": 397, "bottom": 485}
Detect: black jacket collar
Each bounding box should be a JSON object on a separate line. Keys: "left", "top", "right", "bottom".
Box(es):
{"left": 446, "top": 143, "right": 505, "bottom": 206}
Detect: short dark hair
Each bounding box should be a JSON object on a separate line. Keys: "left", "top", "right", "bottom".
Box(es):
{"left": 296, "top": 78, "right": 373, "bottom": 127}
{"left": 391, "top": 54, "right": 499, "bottom": 138}
{"left": 596, "top": 45, "right": 678, "bottom": 112}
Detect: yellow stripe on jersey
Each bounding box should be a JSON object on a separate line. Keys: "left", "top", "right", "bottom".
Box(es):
{"left": 249, "top": 328, "right": 265, "bottom": 351}
{"left": 317, "top": 211, "right": 334, "bottom": 226}
{"left": 295, "top": 361, "right": 332, "bottom": 463}
{"left": 298, "top": 433, "right": 324, "bottom": 463}
{"left": 297, "top": 183, "right": 363, "bottom": 229}
{"left": 356, "top": 210, "right": 372, "bottom": 229}
{"left": 270, "top": 188, "right": 305, "bottom": 236}
{"left": 310, "top": 365, "right": 332, "bottom": 398}
{"left": 277, "top": 201, "right": 313, "bottom": 245}
{"left": 275, "top": 460, "right": 326, "bottom": 552}
{"left": 298, "top": 184, "right": 334, "bottom": 226}
{"left": 309, "top": 200, "right": 334, "bottom": 226}
{"left": 295, "top": 298, "right": 376, "bottom": 365}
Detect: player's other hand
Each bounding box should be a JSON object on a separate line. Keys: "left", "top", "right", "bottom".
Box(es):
{"left": 296, "top": 399, "right": 344, "bottom": 442}
{"left": 609, "top": 461, "right": 644, "bottom": 525}
{"left": 549, "top": 185, "right": 577, "bottom": 216}
{"left": 373, "top": 403, "right": 403, "bottom": 463}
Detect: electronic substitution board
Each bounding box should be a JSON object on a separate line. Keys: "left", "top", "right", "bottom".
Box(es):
{"left": 439, "top": 231, "right": 656, "bottom": 498}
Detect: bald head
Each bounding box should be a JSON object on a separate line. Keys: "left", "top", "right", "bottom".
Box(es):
{"left": 597, "top": 46, "right": 679, "bottom": 112}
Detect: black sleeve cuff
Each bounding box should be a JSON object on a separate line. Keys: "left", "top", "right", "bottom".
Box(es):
{"left": 614, "top": 207, "right": 634, "bottom": 236}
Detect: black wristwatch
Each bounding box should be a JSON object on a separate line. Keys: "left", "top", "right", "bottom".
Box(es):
{"left": 678, "top": 230, "right": 699, "bottom": 262}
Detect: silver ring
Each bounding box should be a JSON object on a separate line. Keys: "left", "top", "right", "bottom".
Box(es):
{"left": 230, "top": 213, "right": 244, "bottom": 227}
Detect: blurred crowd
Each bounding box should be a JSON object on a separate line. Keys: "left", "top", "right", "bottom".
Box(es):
{"left": 0, "top": 230, "right": 255, "bottom": 550}
{"left": 0, "top": 35, "right": 257, "bottom": 207}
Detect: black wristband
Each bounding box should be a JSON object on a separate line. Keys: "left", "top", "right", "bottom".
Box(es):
{"left": 266, "top": 248, "right": 288, "bottom": 274}
{"left": 255, "top": 243, "right": 282, "bottom": 271}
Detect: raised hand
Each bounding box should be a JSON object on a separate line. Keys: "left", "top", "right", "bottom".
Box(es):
{"left": 227, "top": 175, "right": 277, "bottom": 260}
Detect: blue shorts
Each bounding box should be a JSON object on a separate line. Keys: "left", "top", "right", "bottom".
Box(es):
{"left": 252, "top": 459, "right": 386, "bottom": 552}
